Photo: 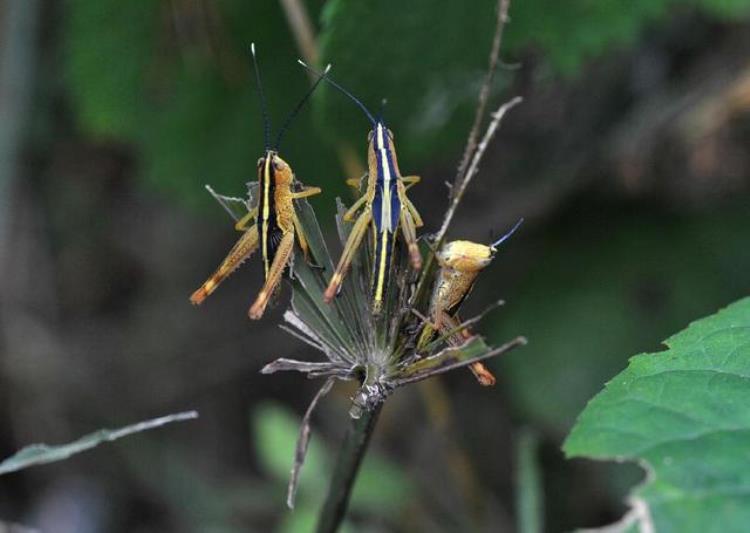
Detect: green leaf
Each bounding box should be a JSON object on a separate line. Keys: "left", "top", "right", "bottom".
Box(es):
{"left": 63, "top": 0, "right": 340, "bottom": 208}
{"left": 318, "top": 0, "right": 750, "bottom": 169}
{"left": 0, "top": 411, "right": 197, "bottom": 475}
{"left": 317, "top": 0, "right": 504, "bottom": 168}
{"left": 564, "top": 297, "right": 750, "bottom": 532}
{"left": 64, "top": 1, "right": 159, "bottom": 137}
{"left": 697, "top": 0, "right": 750, "bottom": 17}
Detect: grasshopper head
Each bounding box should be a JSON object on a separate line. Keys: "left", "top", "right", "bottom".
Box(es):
{"left": 367, "top": 121, "right": 395, "bottom": 151}
{"left": 438, "top": 240, "right": 494, "bottom": 272}
{"left": 258, "top": 151, "right": 293, "bottom": 185}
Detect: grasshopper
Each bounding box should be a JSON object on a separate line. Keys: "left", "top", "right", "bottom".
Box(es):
{"left": 298, "top": 61, "right": 423, "bottom": 315}
{"left": 190, "top": 46, "right": 327, "bottom": 320}
{"left": 417, "top": 219, "right": 523, "bottom": 385}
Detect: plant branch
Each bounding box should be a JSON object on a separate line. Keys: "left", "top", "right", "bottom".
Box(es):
{"left": 435, "top": 96, "right": 523, "bottom": 244}
{"left": 454, "top": 0, "right": 512, "bottom": 197}
{"left": 279, "top": 0, "right": 318, "bottom": 66}
{"left": 315, "top": 404, "right": 382, "bottom": 533}
{"left": 411, "top": 0, "right": 517, "bottom": 308}
{"left": 413, "top": 96, "right": 522, "bottom": 308}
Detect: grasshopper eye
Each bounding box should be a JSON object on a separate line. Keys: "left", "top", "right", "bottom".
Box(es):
{"left": 367, "top": 130, "right": 374, "bottom": 143}
{"left": 387, "top": 129, "right": 394, "bottom": 140}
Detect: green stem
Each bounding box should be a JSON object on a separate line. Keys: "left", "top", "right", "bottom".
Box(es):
{"left": 315, "top": 403, "right": 383, "bottom": 533}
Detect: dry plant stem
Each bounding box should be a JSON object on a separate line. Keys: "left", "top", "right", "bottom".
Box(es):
{"left": 413, "top": 97, "right": 522, "bottom": 310}
{"left": 279, "top": 0, "right": 318, "bottom": 66}
{"left": 287, "top": 377, "right": 335, "bottom": 509}
{"left": 454, "top": 0, "right": 512, "bottom": 192}
{"left": 436, "top": 96, "right": 523, "bottom": 244}
{"left": 316, "top": 404, "right": 382, "bottom": 533}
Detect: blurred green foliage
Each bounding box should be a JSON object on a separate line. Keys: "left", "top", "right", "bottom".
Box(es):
{"left": 492, "top": 205, "right": 750, "bottom": 434}
{"left": 64, "top": 1, "right": 338, "bottom": 208}
{"left": 253, "top": 403, "right": 412, "bottom": 532}
{"left": 64, "top": 0, "right": 750, "bottom": 209}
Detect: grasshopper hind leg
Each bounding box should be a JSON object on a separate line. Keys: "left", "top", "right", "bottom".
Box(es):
{"left": 190, "top": 225, "right": 259, "bottom": 305}
{"left": 323, "top": 209, "right": 371, "bottom": 303}
{"left": 248, "top": 231, "right": 295, "bottom": 320}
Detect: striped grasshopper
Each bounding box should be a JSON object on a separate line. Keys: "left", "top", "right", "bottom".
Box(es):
{"left": 190, "top": 46, "right": 327, "bottom": 319}
{"left": 299, "top": 61, "right": 423, "bottom": 314}
{"left": 418, "top": 219, "right": 523, "bottom": 385}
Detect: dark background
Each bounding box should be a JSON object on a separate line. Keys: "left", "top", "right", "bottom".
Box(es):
{"left": 1, "top": 0, "right": 749, "bottom": 531}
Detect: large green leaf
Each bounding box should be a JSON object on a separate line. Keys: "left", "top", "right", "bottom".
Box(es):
{"left": 64, "top": 0, "right": 340, "bottom": 208}
{"left": 317, "top": 0, "right": 750, "bottom": 171}
{"left": 564, "top": 297, "right": 750, "bottom": 532}
{"left": 64, "top": 0, "right": 750, "bottom": 208}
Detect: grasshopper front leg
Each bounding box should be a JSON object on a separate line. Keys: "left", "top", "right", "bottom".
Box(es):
{"left": 345, "top": 172, "right": 368, "bottom": 191}
{"left": 401, "top": 174, "right": 421, "bottom": 191}
{"left": 290, "top": 187, "right": 321, "bottom": 263}
{"left": 291, "top": 208, "right": 319, "bottom": 265}
{"left": 190, "top": 223, "right": 260, "bottom": 305}
{"left": 248, "top": 231, "right": 295, "bottom": 320}
{"left": 342, "top": 194, "right": 367, "bottom": 222}
{"left": 291, "top": 186, "right": 321, "bottom": 200}
{"left": 234, "top": 207, "right": 258, "bottom": 231}
{"left": 323, "top": 209, "right": 371, "bottom": 303}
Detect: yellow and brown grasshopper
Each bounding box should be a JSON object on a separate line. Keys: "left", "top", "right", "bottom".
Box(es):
{"left": 190, "top": 46, "right": 327, "bottom": 320}
{"left": 298, "top": 61, "right": 423, "bottom": 314}
{"left": 417, "top": 219, "right": 523, "bottom": 385}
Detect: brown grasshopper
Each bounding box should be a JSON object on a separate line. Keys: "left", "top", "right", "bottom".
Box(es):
{"left": 299, "top": 61, "right": 423, "bottom": 314}
{"left": 418, "top": 219, "right": 523, "bottom": 385}
{"left": 190, "top": 46, "right": 327, "bottom": 319}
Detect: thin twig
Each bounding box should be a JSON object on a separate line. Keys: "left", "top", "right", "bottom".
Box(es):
{"left": 315, "top": 404, "right": 382, "bottom": 533}
{"left": 435, "top": 96, "right": 522, "bottom": 244}
{"left": 454, "top": 0, "right": 512, "bottom": 196}
{"left": 287, "top": 377, "right": 335, "bottom": 508}
{"left": 411, "top": 0, "right": 517, "bottom": 308}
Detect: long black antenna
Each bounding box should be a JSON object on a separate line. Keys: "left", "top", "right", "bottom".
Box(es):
{"left": 250, "top": 43, "right": 271, "bottom": 150}
{"left": 275, "top": 64, "right": 332, "bottom": 151}
{"left": 490, "top": 218, "right": 524, "bottom": 250}
{"left": 297, "top": 59, "right": 377, "bottom": 126}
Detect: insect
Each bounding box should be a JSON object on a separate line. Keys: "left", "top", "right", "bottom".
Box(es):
{"left": 298, "top": 61, "right": 423, "bottom": 315}
{"left": 190, "top": 45, "right": 327, "bottom": 320}
{"left": 417, "top": 219, "right": 523, "bottom": 385}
